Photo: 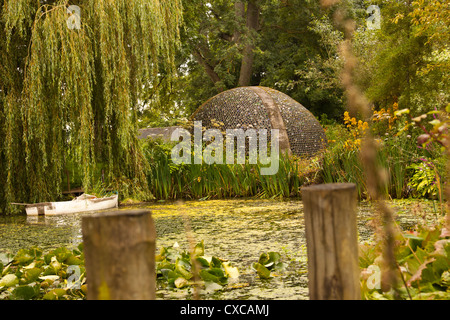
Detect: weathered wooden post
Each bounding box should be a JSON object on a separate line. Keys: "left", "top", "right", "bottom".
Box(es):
{"left": 82, "top": 210, "right": 156, "bottom": 300}
{"left": 302, "top": 183, "right": 360, "bottom": 300}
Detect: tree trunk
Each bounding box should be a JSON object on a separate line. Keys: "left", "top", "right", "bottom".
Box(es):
{"left": 234, "top": 1, "right": 245, "bottom": 43}
{"left": 193, "top": 49, "right": 224, "bottom": 92}
{"left": 238, "top": 0, "right": 259, "bottom": 87}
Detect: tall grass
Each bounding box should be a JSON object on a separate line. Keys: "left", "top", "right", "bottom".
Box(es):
{"left": 142, "top": 139, "right": 320, "bottom": 200}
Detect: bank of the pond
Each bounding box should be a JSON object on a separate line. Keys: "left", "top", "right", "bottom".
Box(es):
{"left": 0, "top": 198, "right": 442, "bottom": 300}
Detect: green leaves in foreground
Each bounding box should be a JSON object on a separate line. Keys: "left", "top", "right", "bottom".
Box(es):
{"left": 156, "top": 240, "right": 239, "bottom": 292}
{"left": 252, "top": 252, "right": 286, "bottom": 279}
{"left": 360, "top": 224, "right": 450, "bottom": 300}
{"left": 0, "top": 244, "right": 86, "bottom": 300}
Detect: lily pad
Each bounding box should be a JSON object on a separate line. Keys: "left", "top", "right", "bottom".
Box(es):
{"left": 43, "top": 288, "right": 67, "bottom": 300}
{"left": 199, "top": 268, "right": 227, "bottom": 285}
{"left": 13, "top": 248, "right": 42, "bottom": 265}
{"left": 253, "top": 263, "right": 271, "bottom": 279}
{"left": 258, "top": 252, "right": 281, "bottom": 268}
{"left": 65, "top": 255, "right": 83, "bottom": 266}
{"left": 204, "top": 281, "right": 223, "bottom": 293}
{"left": 174, "top": 277, "right": 189, "bottom": 289}
{"left": 10, "top": 285, "right": 37, "bottom": 300}
{"left": 175, "top": 258, "right": 193, "bottom": 279}
{"left": 193, "top": 240, "right": 205, "bottom": 257}
{"left": 44, "top": 247, "right": 71, "bottom": 264}
{"left": 0, "top": 274, "right": 18, "bottom": 288}
{"left": 223, "top": 262, "right": 239, "bottom": 279}
{"left": 195, "top": 256, "right": 210, "bottom": 268}
{"left": 21, "top": 268, "right": 42, "bottom": 284}
{"left": 210, "top": 256, "right": 223, "bottom": 269}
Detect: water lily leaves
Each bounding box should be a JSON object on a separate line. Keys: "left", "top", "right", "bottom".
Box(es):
{"left": 64, "top": 255, "right": 83, "bottom": 266}
{"left": 258, "top": 252, "right": 285, "bottom": 270}
{"left": 210, "top": 256, "right": 223, "bottom": 269}
{"left": 39, "top": 275, "right": 59, "bottom": 282}
{"left": 43, "top": 288, "right": 67, "bottom": 300}
{"left": 13, "top": 248, "right": 42, "bottom": 265}
{"left": 21, "top": 268, "right": 42, "bottom": 284}
{"left": 258, "top": 252, "right": 280, "bottom": 267}
{"left": 0, "top": 274, "right": 18, "bottom": 288}
{"left": 156, "top": 241, "right": 237, "bottom": 292}
{"left": 0, "top": 245, "right": 85, "bottom": 300}
{"left": 204, "top": 281, "right": 223, "bottom": 293}
{"left": 253, "top": 251, "right": 286, "bottom": 279}
{"left": 44, "top": 247, "right": 71, "bottom": 264}
{"left": 158, "top": 260, "right": 175, "bottom": 271}
{"left": 223, "top": 262, "right": 239, "bottom": 279}
{"left": 174, "top": 277, "right": 189, "bottom": 289}
{"left": 175, "top": 258, "right": 193, "bottom": 280}
{"left": 199, "top": 268, "right": 227, "bottom": 285}
{"left": 252, "top": 263, "right": 271, "bottom": 279}
{"left": 42, "top": 256, "right": 62, "bottom": 276}
{"left": 161, "top": 246, "right": 181, "bottom": 262}
{"left": 10, "top": 285, "right": 38, "bottom": 300}
{"left": 161, "top": 269, "right": 180, "bottom": 283}
{"left": 193, "top": 240, "right": 205, "bottom": 257}
{"left": 195, "top": 256, "right": 210, "bottom": 268}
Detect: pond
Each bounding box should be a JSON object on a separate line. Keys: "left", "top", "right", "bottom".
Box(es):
{"left": 0, "top": 198, "right": 441, "bottom": 300}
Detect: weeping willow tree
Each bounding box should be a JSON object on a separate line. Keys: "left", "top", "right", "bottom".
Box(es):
{"left": 0, "top": 0, "right": 182, "bottom": 214}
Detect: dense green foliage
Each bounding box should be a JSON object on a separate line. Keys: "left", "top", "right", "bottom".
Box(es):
{"left": 140, "top": 109, "right": 446, "bottom": 202}
{"left": 0, "top": 0, "right": 182, "bottom": 213}
{"left": 141, "top": 0, "right": 448, "bottom": 125}
{"left": 139, "top": 0, "right": 355, "bottom": 126}
{"left": 320, "top": 110, "right": 447, "bottom": 200}
{"left": 354, "top": 0, "right": 449, "bottom": 114}
{"left": 360, "top": 223, "right": 450, "bottom": 300}
{"left": 0, "top": 245, "right": 86, "bottom": 300}
{"left": 1, "top": 0, "right": 448, "bottom": 212}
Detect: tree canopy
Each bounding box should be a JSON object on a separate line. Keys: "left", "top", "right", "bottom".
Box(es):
{"left": 0, "top": 0, "right": 183, "bottom": 212}
{"left": 139, "top": 0, "right": 353, "bottom": 126}
{"left": 138, "top": 0, "right": 448, "bottom": 126}
{"left": 353, "top": 0, "right": 449, "bottom": 113}
{"left": 0, "top": 0, "right": 448, "bottom": 213}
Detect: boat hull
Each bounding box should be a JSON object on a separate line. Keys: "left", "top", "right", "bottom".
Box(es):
{"left": 25, "top": 194, "right": 119, "bottom": 216}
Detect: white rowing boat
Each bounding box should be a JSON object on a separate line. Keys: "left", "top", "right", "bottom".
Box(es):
{"left": 22, "top": 193, "right": 119, "bottom": 216}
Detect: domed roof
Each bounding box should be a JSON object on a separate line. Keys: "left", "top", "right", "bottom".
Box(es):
{"left": 191, "top": 86, "right": 327, "bottom": 157}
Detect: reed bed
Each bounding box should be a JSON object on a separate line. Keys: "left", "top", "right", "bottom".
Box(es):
{"left": 142, "top": 139, "right": 321, "bottom": 200}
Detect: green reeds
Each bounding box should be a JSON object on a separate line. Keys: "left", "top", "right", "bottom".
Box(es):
{"left": 143, "top": 139, "right": 314, "bottom": 200}
{"left": 320, "top": 128, "right": 438, "bottom": 200}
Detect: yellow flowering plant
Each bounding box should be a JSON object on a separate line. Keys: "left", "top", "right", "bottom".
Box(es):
{"left": 372, "top": 102, "right": 400, "bottom": 134}
{"left": 343, "top": 111, "right": 369, "bottom": 151}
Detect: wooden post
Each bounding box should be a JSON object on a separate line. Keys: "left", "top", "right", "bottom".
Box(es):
{"left": 302, "top": 183, "right": 360, "bottom": 300}
{"left": 82, "top": 210, "right": 156, "bottom": 300}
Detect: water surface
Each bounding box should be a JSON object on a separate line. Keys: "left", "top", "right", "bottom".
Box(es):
{"left": 0, "top": 198, "right": 440, "bottom": 299}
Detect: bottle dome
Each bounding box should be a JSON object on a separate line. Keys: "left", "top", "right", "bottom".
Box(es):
{"left": 191, "top": 86, "right": 327, "bottom": 157}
